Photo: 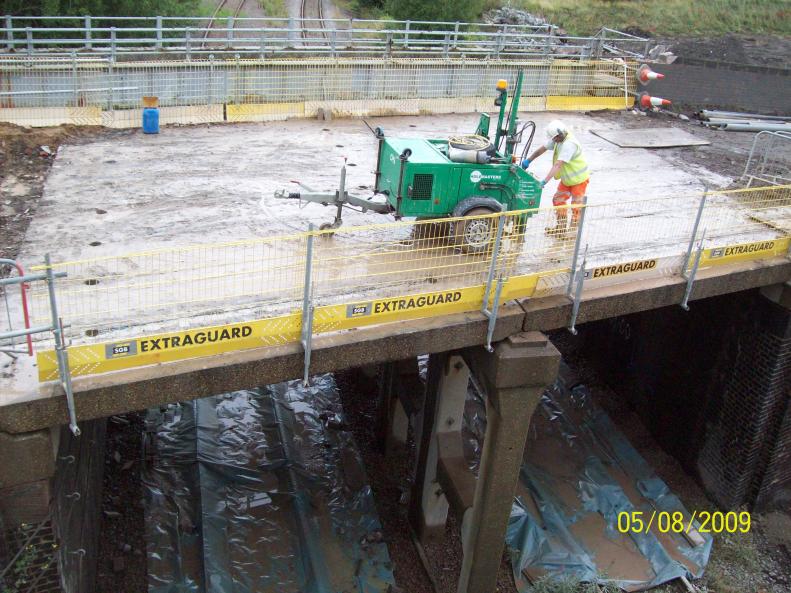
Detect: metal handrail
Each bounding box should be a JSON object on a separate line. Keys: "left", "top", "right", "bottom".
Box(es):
{"left": 0, "top": 258, "right": 33, "bottom": 356}
{"left": 0, "top": 16, "right": 649, "bottom": 60}
{"left": 742, "top": 130, "right": 791, "bottom": 187}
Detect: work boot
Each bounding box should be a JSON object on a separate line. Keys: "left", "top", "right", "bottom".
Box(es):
{"left": 545, "top": 220, "right": 567, "bottom": 237}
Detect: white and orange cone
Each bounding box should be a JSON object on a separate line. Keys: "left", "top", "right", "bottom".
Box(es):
{"left": 637, "top": 63, "right": 664, "bottom": 85}
{"left": 639, "top": 92, "right": 671, "bottom": 108}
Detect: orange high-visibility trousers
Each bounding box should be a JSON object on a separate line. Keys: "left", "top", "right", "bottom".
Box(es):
{"left": 552, "top": 179, "right": 589, "bottom": 222}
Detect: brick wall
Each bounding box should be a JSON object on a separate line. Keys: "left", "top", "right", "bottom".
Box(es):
{"left": 651, "top": 59, "right": 791, "bottom": 115}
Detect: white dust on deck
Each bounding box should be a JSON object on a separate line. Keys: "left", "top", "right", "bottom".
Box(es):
{"left": 2, "top": 112, "right": 740, "bottom": 400}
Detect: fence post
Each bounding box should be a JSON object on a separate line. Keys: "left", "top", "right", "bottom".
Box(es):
{"left": 300, "top": 225, "right": 316, "bottom": 387}
{"left": 568, "top": 245, "right": 588, "bottom": 335}
{"left": 5, "top": 16, "right": 13, "bottom": 51}
{"left": 443, "top": 33, "right": 450, "bottom": 59}
{"left": 227, "top": 16, "right": 234, "bottom": 47}
{"left": 208, "top": 53, "right": 215, "bottom": 105}
{"left": 566, "top": 202, "right": 588, "bottom": 297}
{"left": 25, "top": 26, "right": 32, "bottom": 54}
{"left": 453, "top": 21, "right": 459, "bottom": 47}
{"left": 331, "top": 29, "right": 337, "bottom": 57}
{"left": 404, "top": 20, "right": 410, "bottom": 48}
{"left": 185, "top": 27, "right": 191, "bottom": 61}
{"left": 155, "top": 16, "right": 162, "bottom": 50}
{"left": 681, "top": 230, "right": 706, "bottom": 311}
{"left": 44, "top": 254, "right": 80, "bottom": 437}
{"left": 682, "top": 188, "right": 708, "bottom": 278}
{"left": 482, "top": 214, "right": 506, "bottom": 351}
{"left": 71, "top": 51, "right": 78, "bottom": 107}
{"left": 84, "top": 16, "right": 91, "bottom": 50}
{"left": 110, "top": 26, "right": 116, "bottom": 61}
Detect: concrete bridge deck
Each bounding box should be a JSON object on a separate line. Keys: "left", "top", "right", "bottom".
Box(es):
{"left": 1, "top": 112, "right": 790, "bottom": 434}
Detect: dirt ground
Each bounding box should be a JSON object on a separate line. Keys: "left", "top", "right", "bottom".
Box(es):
{"left": 95, "top": 413, "right": 147, "bottom": 593}
{"left": 0, "top": 123, "right": 123, "bottom": 262}
{"left": 659, "top": 34, "right": 791, "bottom": 68}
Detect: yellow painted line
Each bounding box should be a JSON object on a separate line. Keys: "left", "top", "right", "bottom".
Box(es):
{"left": 699, "top": 237, "right": 790, "bottom": 267}
{"left": 36, "top": 313, "right": 302, "bottom": 382}
{"left": 546, "top": 96, "right": 633, "bottom": 110}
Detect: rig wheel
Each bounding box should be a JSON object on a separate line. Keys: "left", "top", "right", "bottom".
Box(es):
{"left": 454, "top": 206, "right": 497, "bottom": 254}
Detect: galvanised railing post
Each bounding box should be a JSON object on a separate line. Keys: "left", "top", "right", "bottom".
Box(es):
{"left": 71, "top": 51, "right": 78, "bottom": 106}
{"left": 84, "top": 16, "right": 91, "bottom": 50}
{"left": 25, "top": 27, "right": 32, "bottom": 54}
{"left": 681, "top": 230, "right": 706, "bottom": 311}
{"left": 300, "top": 225, "right": 316, "bottom": 387}
{"left": 330, "top": 29, "right": 337, "bottom": 57}
{"left": 155, "top": 16, "right": 162, "bottom": 50}
{"left": 682, "top": 187, "right": 708, "bottom": 279}
{"left": 453, "top": 21, "right": 459, "bottom": 47}
{"left": 404, "top": 20, "right": 410, "bottom": 48}
{"left": 110, "top": 26, "right": 116, "bottom": 61}
{"left": 5, "top": 16, "right": 13, "bottom": 50}
{"left": 185, "top": 27, "right": 192, "bottom": 60}
{"left": 443, "top": 33, "right": 450, "bottom": 59}
{"left": 566, "top": 201, "right": 588, "bottom": 298}
{"left": 482, "top": 214, "right": 506, "bottom": 351}
{"left": 568, "top": 245, "right": 588, "bottom": 335}
{"left": 44, "top": 253, "right": 80, "bottom": 437}
{"left": 227, "top": 16, "right": 233, "bottom": 47}
{"left": 208, "top": 53, "right": 215, "bottom": 104}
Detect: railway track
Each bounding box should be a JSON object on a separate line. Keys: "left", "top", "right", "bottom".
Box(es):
{"left": 202, "top": 0, "right": 246, "bottom": 46}
{"left": 300, "top": 0, "right": 327, "bottom": 40}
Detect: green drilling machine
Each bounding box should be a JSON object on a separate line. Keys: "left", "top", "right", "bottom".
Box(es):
{"left": 276, "top": 71, "right": 542, "bottom": 251}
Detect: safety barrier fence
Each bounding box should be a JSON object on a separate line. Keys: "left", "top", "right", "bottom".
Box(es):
{"left": 0, "top": 17, "right": 649, "bottom": 60}
{"left": 742, "top": 131, "right": 791, "bottom": 188}
{"left": 0, "top": 57, "right": 637, "bottom": 127}
{"left": 2, "top": 183, "right": 789, "bottom": 412}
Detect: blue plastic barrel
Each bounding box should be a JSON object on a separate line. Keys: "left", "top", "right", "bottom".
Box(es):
{"left": 142, "top": 107, "right": 160, "bottom": 134}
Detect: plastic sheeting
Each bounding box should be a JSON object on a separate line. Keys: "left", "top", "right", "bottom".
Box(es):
{"left": 142, "top": 375, "right": 395, "bottom": 593}
{"left": 463, "top": 367, "right": 713, "bottom": 591}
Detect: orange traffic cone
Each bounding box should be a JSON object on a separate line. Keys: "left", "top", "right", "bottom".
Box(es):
{"left": 639, "top": 92, "right": 671, "bottom": 108}
{"left": 637, "top": 64, "right": 665, "bottom": 85}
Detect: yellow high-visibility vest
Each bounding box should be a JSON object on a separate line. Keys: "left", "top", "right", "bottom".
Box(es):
{"left": 552, "top": 132, "right": 590, "bottom": 186}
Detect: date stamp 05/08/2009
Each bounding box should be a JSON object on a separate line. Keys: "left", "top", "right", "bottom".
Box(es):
{"left": 617, "top": 511, "right": 751, "bottom": 535}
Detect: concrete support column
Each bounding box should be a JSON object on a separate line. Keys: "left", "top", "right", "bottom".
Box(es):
{"left": 378, "top": 359, "right": 422, "bottom": 455}
{"left": 458, "top": 332, "right": 560, "bottom": 593}
{"left": 410, "top": 353, "right": 469, "bottom": 542}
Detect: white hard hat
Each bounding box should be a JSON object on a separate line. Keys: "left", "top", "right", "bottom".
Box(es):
{"left": 545, "top": 120, "right": 567, "bottom": 140}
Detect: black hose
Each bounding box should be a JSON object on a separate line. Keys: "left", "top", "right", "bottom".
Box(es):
{"left": 519, "top": 121, "right": 536, "bottom": 162}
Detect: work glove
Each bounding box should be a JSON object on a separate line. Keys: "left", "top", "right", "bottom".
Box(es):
{"left": 539, "top": 179, "right": 546, "bottom": 188}
{"left": 521, "top": 159, "right": 531, "bottom": 169}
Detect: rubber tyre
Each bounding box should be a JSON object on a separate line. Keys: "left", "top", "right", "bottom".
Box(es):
{"left": 451, "top": 196, "right": 504, "bottom": 254}
{"left": 454, "top": 206, "right": 497, "bottom": 253}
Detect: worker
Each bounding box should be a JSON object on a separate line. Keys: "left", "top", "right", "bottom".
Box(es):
{"left": 521, "top": 120, "right": 590, "bottom": 236}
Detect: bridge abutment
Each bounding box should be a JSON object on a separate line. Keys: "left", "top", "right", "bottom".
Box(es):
{"left": 0, "top": 420, "right": 105, "bottom": 593}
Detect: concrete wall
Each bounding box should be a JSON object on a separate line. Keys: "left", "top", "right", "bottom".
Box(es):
{"left": 652, "top": 58, "right": 791, "bottom": 115}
